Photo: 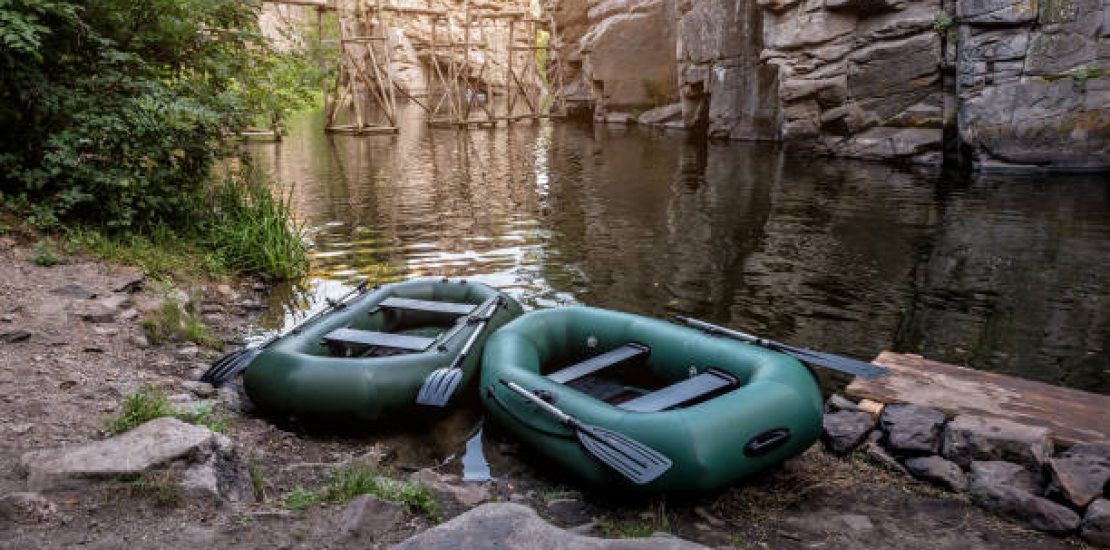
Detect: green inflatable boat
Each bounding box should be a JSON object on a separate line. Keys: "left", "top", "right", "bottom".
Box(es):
{"left": 243, "top": 279, "right": 523, "bottom": 421}
{"left": 480, "top": 306, "right": 822, "bottom": 492}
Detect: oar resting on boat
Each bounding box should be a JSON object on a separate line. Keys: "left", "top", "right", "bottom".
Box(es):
{"left": 239, "top": 278, "right": 523, "bottom": 421}
{"left": 481, "top": 306, "right": 823, "bottom": 493}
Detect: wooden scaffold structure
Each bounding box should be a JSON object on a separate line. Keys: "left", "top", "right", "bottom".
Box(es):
{"left": 264, "top": 0, "right": 566, "bottom": 133}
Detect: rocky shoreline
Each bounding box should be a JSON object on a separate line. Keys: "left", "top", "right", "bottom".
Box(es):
{"left": 0, "top": 235, "right": 1101, "bottom": 548}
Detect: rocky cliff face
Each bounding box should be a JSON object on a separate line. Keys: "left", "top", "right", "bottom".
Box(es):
{"left": 554, "top": 0, "right": 1110, "bottom": 169}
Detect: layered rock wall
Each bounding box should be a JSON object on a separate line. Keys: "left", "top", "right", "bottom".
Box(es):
{"left": 553, "top": 0, "right": 1110, "bottom": 169}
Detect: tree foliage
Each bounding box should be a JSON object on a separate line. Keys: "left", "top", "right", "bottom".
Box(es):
{"left": 0, "top": 0, "right": 311, "bottom": 230}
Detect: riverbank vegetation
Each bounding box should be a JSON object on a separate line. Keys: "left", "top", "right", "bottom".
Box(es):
{"left": 0, "top": 0, "right": 316, "bottom": 281}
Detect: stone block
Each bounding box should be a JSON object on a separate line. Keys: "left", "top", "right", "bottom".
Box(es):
{"left": 941, "top": 415, "right": 1053, "bottom": 469}
{"left": 880, "top": 404, "right": 947, "bottom": 455}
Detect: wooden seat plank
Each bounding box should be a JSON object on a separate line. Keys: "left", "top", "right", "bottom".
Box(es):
{"left": 323, "top": 328, "right": 435, "bottom": 352}
{"left": 547, "top": 343, "right": 650, "bottom": 384}
{"left": 379, "top": 297, "right": 476, "bottom": 316}
{"left": 618, "top": 370, "right": 737, "bottom": 413}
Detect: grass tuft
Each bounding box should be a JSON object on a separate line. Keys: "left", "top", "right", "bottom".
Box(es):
{"left": 31, "top": 238, "right": 60, "bottom": 266}
{"left": 280, "top": 467, "right": 440, "bottom": 520}
{"left": 140, "top": 299, "right": 218, "bottom": 348}
{"left": 283, "top": 486, "right": 323, "bottom": 511}
{"left": 103, "top": 386, "right": 231, "bottom": 435}
{"left": 249, "top": 463, "right": 267, "bottom": 502}
{"left": 204, "top": 174, "right": 307, "bottom": 281}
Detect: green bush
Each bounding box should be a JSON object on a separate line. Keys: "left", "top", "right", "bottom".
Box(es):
{"left": 0, "top": 0, "right": 316, "bottom": 265}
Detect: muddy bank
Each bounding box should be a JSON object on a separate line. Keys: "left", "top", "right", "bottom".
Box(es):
{"left": 0, "top": 235, "right": 1086, "bottom": 548}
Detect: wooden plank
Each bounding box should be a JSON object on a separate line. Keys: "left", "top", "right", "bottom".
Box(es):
{"left": 323, "top": 328, "right": 435, "bottom": 352}
{"left": 847, "top": 352, "right": 1110, "bottom": 446}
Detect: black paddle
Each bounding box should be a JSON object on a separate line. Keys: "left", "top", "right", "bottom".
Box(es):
{"left": 415, "top": 295, "right": 503, "bottom": 407}
{"left": 499, "top": 379, "right": 672, "bottom": 485}
{"left": 200, "top": 281, "right": 371, "bottom": 386}
{"left": 672, "top": 315, "right": 889, "bottom": 379}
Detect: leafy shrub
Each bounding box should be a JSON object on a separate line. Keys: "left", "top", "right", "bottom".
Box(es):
{"left": 0, "top": 0, "right": 317, "bottom": 261}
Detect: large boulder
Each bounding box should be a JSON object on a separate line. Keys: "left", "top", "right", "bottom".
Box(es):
{"left": 880, "top": 404, "right": 947, "bottom": 455}
{"left": 19, "top": 417, "right": 252, "bottom": 505}
{"left": 393, "top": 502, "right": 707, "bottom": 549}
{"left": 971, "top": 483, "right": 1080, "bottom": 534}
{"left": 941, "top": 415, "right": 1053, "bottom": 470}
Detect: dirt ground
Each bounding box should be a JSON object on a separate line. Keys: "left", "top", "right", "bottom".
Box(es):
{"left": 0, "top": 236, "right": 1084, "bottom": 549}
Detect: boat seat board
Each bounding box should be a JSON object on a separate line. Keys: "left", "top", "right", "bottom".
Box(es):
{"left": 547, "top": 343, "right": 650, "bottom": 384}
{"left": 323, "top": 328, "right": 436, "bottom": 352}
{"left": 378, "top": 297, "right": 476, "bottom": 316}
{"left": 618, "top": 370, "right": 738, "bottom": 413}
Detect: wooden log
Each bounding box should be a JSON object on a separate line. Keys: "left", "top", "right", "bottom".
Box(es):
{"left": 846, "top": 352, "right": 1110, "bottom": 447}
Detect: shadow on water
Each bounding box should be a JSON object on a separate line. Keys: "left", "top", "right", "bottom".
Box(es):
{"left": 243, "top": 104, "right": 1110, "bottom": 476}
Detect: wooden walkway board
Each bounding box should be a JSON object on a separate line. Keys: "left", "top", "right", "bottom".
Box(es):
{"left": 847, "top": 351, "right": 1110, "bottom": 447}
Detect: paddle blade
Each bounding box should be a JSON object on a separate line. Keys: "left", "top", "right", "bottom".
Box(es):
{"left": 200, "top": 348, "right": 262, "bottom": 386}
{"left": 415, "top": 367, "right": 463, "bottom": 407}
{"left": 576, "top": 424, "right": 672, "bottom": 485}
{"left": 772, "top": 344, "right": 889, "bottom": 379}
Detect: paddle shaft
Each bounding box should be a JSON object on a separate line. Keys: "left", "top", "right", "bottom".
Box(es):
{"left": 437, "top": 294, "right": 499, "bottom": 352}
{"left": 673, "top": 315, "right": 888, "bottom": 379}
{"left": 502, "top": 380, "right": 575, "bottom": 427}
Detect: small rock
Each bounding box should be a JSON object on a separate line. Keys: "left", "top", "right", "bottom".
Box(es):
{"left": 1081, "top": 499, "right": 1110, "bottom": 547}
{"left": 252, "top": 283, "right": 266, "bottom": 292}
{"left": 109, "top": 269, "right": 145, "bottom": 293}
{"left": 200, "top": 304, "right": 225, "bottom": 315}
{"left": 941, "top": 415, "right": 1053, "bottom": 470}
{"left": 969, "top": 461, "right": 1042, "bottom": 494}
{"left": 545, "top": 498, "right": 591, "bottom": 526}
{"left": 217, "top": 386, "right": 245, "bottom": 413}
{"left": 862, "top": 443, "right": 909, "bottom": 475}
{"left": 693, "top": 506, "right": 724, "bottom": 527}
{"left": 1046, "top": 453, "right": 1110, "bottom": 508}
{"left": 0, "top": 330, "right": 32, "bottom": 343}
{"left": 118, "top": 308, "right": 139, "bottom": 322}
{"left": 345, "top": 444, "right": 393, "bottom": 471}
{"left": 880, "top": 404, "right": 946, "bottom": 455}
{"left": 340, "top": 495, "right": 405, "bottom": 542}
{"left": 175, "top": 345, "right": 200, "bottom": 361}
{"left": 822, "top": 411, "right": 875, "bottom": 453}
{"left": 50, "top": 284, "right": 96, "bottom": 299}
{"left": 971, "top": 483, "right": 1080, "bottom": 534}
{"left": 130, "top": 334, "right": 150, "bottom": 349}
{"left": 0, "top": 492, "right": 56, "bottom": 523}
{"left": 904, "top": 456, "right": 968, "bottom": 492}
{"left": 11, "top": 423, "right": 34, "bottom": 435}
{"left": 856, "top": 399, "right": 884, "bottom": 417}
{"left": 215, "top": 284, "right": 234, "bottom": 298}
{"left": 825, "top": 394, "right": 859, "bottom": 413}
{"left": 0, "top": 314, "right": 12, "bottom": 323}
{"left": 409, "top": 469, "right": 490, "bottom": 509}
{"left": 182, "top": 380, "right": 216, "bottom": 399}
{"left": 839, "top": 514, "right": 873, "bottom": 531}
{"left": 567, "top": 522, "right": 598, "bottom": 535}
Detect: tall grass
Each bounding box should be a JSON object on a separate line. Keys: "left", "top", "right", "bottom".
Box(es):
{"left": 63, "top": 168, "right": 307, "bottom": 282}
{"left": 205, "top": 173, "right": 307, "bottom": 281}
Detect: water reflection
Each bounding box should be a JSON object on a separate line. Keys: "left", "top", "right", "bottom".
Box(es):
{"left": 247, "top": 106, "right": 1109, "bottom": 396}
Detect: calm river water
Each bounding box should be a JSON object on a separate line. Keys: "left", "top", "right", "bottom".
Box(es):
{"left": 246, "top": 106, "right": 1109, "bottom": 396}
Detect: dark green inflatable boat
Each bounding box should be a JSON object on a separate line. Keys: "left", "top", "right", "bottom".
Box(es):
{"left": 243, "top": 279, "right": 522, "bottom": 421}
{"left": 480, "top": 306, "right": 822, "bottom": 492}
